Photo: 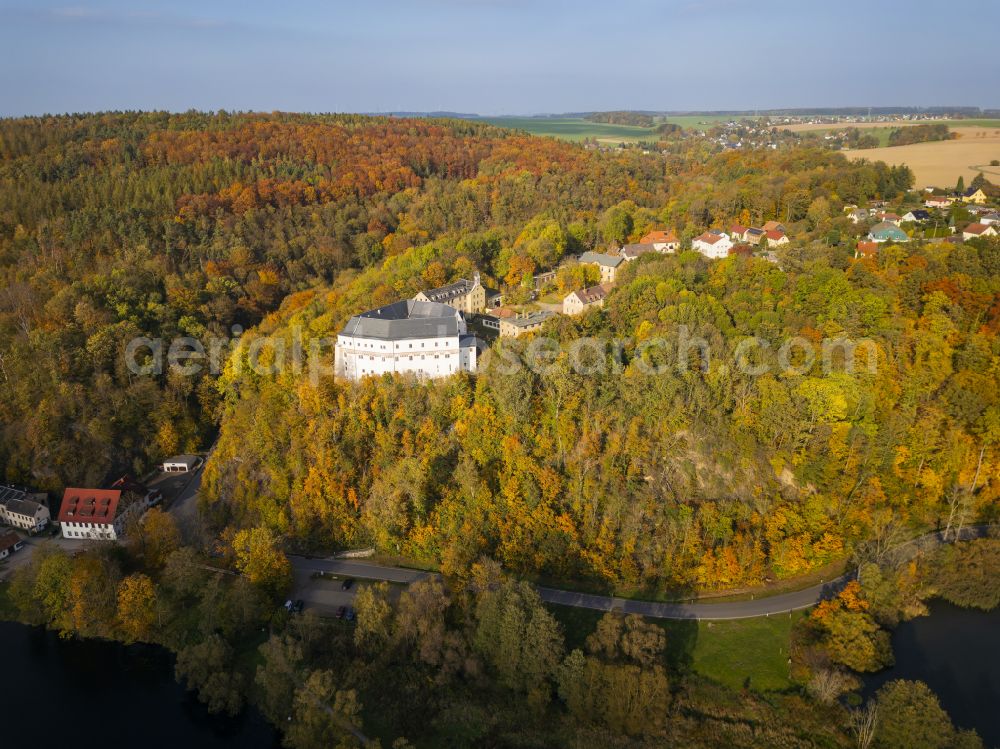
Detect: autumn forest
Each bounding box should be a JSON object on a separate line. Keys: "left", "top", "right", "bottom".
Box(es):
{"left": 1, "top": 111, "right": 999, "bottom": 747}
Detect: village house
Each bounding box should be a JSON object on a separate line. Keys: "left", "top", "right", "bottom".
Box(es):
{"left": 762, "top": 220, "right": 786, "bottom": 233}
{"left": 962, "top": 222, "right": 998, "bottom": 241}
{"left": 638, "top": 229, "right": 680, "bottom": 253}
{"left": 868, "top": 221, "right": 909, "bottom": 243}
{"left": 962, "top": 187, "right": 989, "bottom": 205}
{"left": 563, "top": 284, "right": 610, "bottom": 315}
{"left": 619, "top": 243, "right": 656, "bottom": 261}
{"left": 855, "top": 241, "right": 879, "bottom": 259}
{"left": 729, "top": 224, "right": 748, "bottom": 241}
{"left": 875, "top": 212, "right": 901, "bottom": 226}
{"left": 578, "top": 251, "right": 624, "bottom": 284}
{"left": 924, "top": 195, "right": 954, "bottom": 209}
{"left": 499, "top": 310, "right": 555, "bottom": 338}
{"left": 980, "top": 212, "right": 1000, "bottom": 226}
{"left": 0, "top": 530, "right": 24, "bottom": 561}
{"left": 57, "top": 486, "right": 153, "bottom": 542}
{"left": 414, "top": 273, "right": 488, "bottom": 314}
{"left": 335, "top": 299, "right": 478, "bottom": 380}
{"left": 743, "top": 227, "right": 766, "bottom": 245}
{"left": 847, "top": 208, "right": 870, "bottom": 224}
{"left": 901, "top": 209, "right": 931, "bottom": 223}
{"left": 0, "top": 485, "right": 50, "bottom": 534}
{"left": 691, "top": 230, "right": 733, "bottom": 258}
{"left": 764, "top": 230, "right": 789, "bottom": 246}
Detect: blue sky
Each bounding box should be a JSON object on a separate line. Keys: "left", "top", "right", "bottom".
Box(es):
{"left": 1, "top": 0, "right": 998, "bottom": 116}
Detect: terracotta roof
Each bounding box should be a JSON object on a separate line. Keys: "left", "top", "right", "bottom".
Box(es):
{"left": 639, "top": 229, "right": 678, "bottom": 244}
{"left": 964, "top": 223, "right": 991, "bottom": 235}
{"left": 694, "top": 232, "right": 725, "bottom": 244}
{"left": 856, "top": 241, "right": 879, "bottom": 256}
{"left": 729, "top": 224, "right": 747, "bottom": 235}
{"left": 57, "top": 488, "right": 122, "bottom": 525}
{"left": 762, "top": 220, "right": 783, "bottom": 231}
{"left": 764, "top": 230, "right": 786, "bottom": 241}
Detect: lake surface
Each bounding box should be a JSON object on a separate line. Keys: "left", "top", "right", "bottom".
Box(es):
{"left": 0, "top": 621, "right": 279, "bottom": 748}
{"left": 862, "top": 600, "right": 1000, "bottom": 747}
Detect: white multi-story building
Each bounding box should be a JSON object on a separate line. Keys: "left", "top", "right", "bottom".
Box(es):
{"left": 0, "top": 485, "right": 50, "bottom": 534}
{"left": 692, "top": 230, "right": 733, "bottom": 259}
{"left": 57, "top": 486, "right": 153, "bottom": 542}
{"left": 334, "top": 299, "right": 478, "bottom": 381}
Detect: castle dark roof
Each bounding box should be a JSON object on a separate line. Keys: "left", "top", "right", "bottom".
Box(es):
{"left": 339, "top": 300, "right": 464, "bottom": 340}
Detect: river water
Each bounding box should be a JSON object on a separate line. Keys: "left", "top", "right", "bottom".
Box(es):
{"left": 0, "top": 621, "right": 279, "bottom": 748}
{"left": 862, "top": 600, "right": 1000, "bottom": 747}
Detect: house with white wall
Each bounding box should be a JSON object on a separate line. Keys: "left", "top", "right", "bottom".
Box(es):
{"left": 57, "top": 487, "right": 151, "bottom": 542}
{"left": 335, "top": 299, "right": 477, "bottom": 381}
{"left": 691, "top": 231, "right": 733, "bottom": 258}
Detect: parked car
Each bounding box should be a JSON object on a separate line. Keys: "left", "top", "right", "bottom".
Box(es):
{"left": 335, "top": 606, "right": 347, "bottom": 619}
{"left": 292, "top": 599, "right": 304, "bottom": 613}
{"left": 341, "top": 578, "right": 354, "bottom": 591}
{"left": 345, "top": 607, "right": 356, "bottom": 622}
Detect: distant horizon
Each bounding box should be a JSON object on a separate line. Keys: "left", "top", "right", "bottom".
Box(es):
{"left": 2, "top": 106, "right": 999, "bottom": 120}
{"left": 2, "top": 0, "right": 998, "bottom": 117}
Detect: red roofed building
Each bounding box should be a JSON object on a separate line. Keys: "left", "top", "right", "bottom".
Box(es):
{"left": 638, "top": 229, "right": 680, "bottom": 253}
{"left": 729, "top": 224, "right": 748, "bottom": 241}
{"left": 855, "top": 241, "right": 879, "bottom": 259}
{"left": 962, "top": 222, "right": 998, "bottom": 241}
{"left": 764, "top": 230, "right": 789, "bottom": 246}
{"left": 58, "top": 485, "right": 151, "bottom": 541}
{"left": 691, "top": 230, "right": 734, "bottom": 258}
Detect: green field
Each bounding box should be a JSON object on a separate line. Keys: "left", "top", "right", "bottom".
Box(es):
{"left": 549, "top": 604, "right": 804, "bottom": 692}
{"left": 480, "top": 116, "right": 658, "bottom": 142}
{"left": 690, "top": 614, "right": 804, "bottom": 691}
{"left": 659, "top": 114, "right": 754, "bottom": 130}
{"left": 480, "top": 114, "right": 759, "bottom": 142}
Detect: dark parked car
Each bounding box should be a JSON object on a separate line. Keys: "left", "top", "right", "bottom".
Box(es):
{"left": 341, "top": 578, "right": 354, "bottom": 591}
{"left": 335, "top": 606, "right": 347, "bottom": 619}
{"left": 345, "top": 607, "right": 356, "bottom": 622}
{"left": 292, "top": 599, "right": 304, "bottom": 613}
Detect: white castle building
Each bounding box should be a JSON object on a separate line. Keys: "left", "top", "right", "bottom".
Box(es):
{"left": 334, "top": 299, "right": 478, "bottom": 381}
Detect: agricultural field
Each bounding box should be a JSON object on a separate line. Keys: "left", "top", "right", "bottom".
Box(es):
{"left": 480, "top": 116, "right": 658, "bottom": 142}
{"left": 844, "top": 126, "right": 1000, "bottom": 187}
{"left": 479, "top": 113, "right": 757, "bottom": 142}
{"left": 786, "top": 119, "right": 1000, "bottom": 147}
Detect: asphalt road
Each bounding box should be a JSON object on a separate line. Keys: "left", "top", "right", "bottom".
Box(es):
{"left": 289, "top": 556, "right": 835, "bottom": 620}
{"left": 289, "top": 525, "right": 994, "bottom": 621}
{"left": 535, "top": 581, "right": 840, "bottom": 620}
{"left": 290, "top": 556, "right": 432, "bottom": 585}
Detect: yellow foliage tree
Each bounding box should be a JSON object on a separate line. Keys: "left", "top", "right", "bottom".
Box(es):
{"left": 117, "top": 573, "right": 157, "bottom": 643}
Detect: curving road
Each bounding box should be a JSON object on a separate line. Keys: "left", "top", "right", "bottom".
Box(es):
{"left": 290, "top": 525, "right": 994, "bottom": 621}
